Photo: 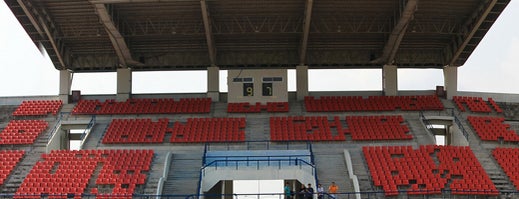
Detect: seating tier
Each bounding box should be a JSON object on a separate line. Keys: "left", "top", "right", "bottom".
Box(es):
{"left": 304, "top": 95, "right": 443, "bottom": 112}
{"left": 12, "top": 100, "right": 62, "bottom": 116}
{"left": 227, "top": 102, "right": 289, "bottom": 113}
{"left": 102, "top": 118, "right": 169, "bottom": 144}
{"left": 171, "top": 118, "right": 246, "bottom": 143}
{"left": 0, "top": 150, "right": 25, "bottom": 186}
{"left": 270, "top": 115, "right": 411, "bottom": 141}
{"left": 15, "top": 149, "right": 153, "bottom": 199}
{"left": 453, "top": 96, "right": 502, "bottom": 113}
{"left": 0, "top": 120, "right": 48, "bottom": 145}
{"left": 363, "top": 145, "right": 497, "bottom": 196}
{"left": 72, "top": 98, "right": 211, "bottom": 115}
{"left": 467, "top": 116, "right": 519, "bottom": 142}
{"left": 493, "top": 148, "right": 519, "bottom": 190}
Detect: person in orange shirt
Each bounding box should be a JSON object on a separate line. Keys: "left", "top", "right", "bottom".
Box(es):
{"left": 328, "top": 182, "right": 338, "bottom": 199}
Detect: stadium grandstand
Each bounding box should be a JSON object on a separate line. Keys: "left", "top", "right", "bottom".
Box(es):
{"left": 3, "top": 0, "right": 519, "bottom": 198}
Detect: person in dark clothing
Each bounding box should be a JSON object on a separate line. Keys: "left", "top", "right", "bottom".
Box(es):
{"left": 298, "top": 184, "right": 307, "bottom": 199}
{"left": 306, "top": 183, "right": 314, "bottom": 199}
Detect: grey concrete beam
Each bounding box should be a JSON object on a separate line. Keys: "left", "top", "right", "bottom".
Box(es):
{"left": 200, "top": 0, "right": 216, "bottom": 66}
{"left": 448, "top": 0, "right": 497, "bottom": 66}
{"left": 299, "top": 0, "right": 313, "bottom": 65}
{"left": 372, "top": 0, "right": 418, "bottom": 65}
{"left": 91, "top": 3, "right": 141, "bottom": 67}
{"left": 89, "top": 0, "right": 198, "bottom": 3}
{"left": 18, "top": 0, "right": 66, "bottom": 69}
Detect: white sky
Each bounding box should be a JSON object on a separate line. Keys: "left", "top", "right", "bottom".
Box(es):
{"left": 1, "top": 1, "right": 519, "bottom": 96}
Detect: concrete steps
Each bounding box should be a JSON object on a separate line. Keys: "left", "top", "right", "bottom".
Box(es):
{"left": 162, "top": 152, "right": 203, "bottom": 195}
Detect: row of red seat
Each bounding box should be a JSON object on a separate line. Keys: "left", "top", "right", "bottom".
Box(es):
{"left": 270, "top": 116, "right": 346, "bottom": 141}
{"left": 493, "top": 148, "right": 519, "bottom": 190}
{"left": 363, "top": 145, "right": 498, "bottom": 196}
{"left": 71, "top": 98, "right": 211, "bottom": 115}
{"left": 12, "top": 100, "right": 62, "bottom": 116}
{"left": 346, "top": 115, "right": 412, "bottom": 140}
{"left": 453, "top": 96, "right": 502, "bottom": 113}
{"left": 227, "top": 102, "right": 289, "bottom": 113}
{"left": 467, "top": 116, "right": 519, "bottom": 142}
{"left": 16, "top": 149, "right": 153, "bottom": 199}
{"left": 304, "top": 95, "right": 444, "bottom": 112}
{"left": 171, "top": 118, "right": 246, "bottom": 143}
{"left": 270, "top": 115, "right": 411, "bottom": 141}
{"left": 102, "top": 118, "right": 170, "bottom": 144}
{"left": 0, "top": 120, "right": 48, "bottom": 145}
{"left": 0, "top": 150, "right": 25, "bottom": 186}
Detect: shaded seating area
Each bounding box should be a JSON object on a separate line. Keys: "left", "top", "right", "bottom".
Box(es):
{"left": 227, "top": 102, "right": 289, "bottom": 113}
{"left": 0, "top": 120, "right": 48, "bottom": 145}
{"left": 12, "top": 100, "right": 62, "bottom": 116}
{"left": 170, "top": 118, "right": 246, "bottom": 143}
{"left": 467, "top": 116, "right": 519, "bottom": 142}
{"left": 71, "top": 98, "right": 211, "bottom": 115}
{"left": 346, "top": 115, "right": 412, "bottom": 140}
{"left": 304, "top": 95, "right": 443, "bottom": 112}
{"left": 15, "top": 149, "right": 153, "bottom": 199}
{"left": 453, "top": 96, "right": 502, "bottom": 113}
{"left": 0, "top": 150, "right": 25, "bottom": 186}
{"left": 363, "top": 145, "right": 498, "bottom": 196}
{"left": 493, "top": 147, "right": 519, "bottom": 190}
{"left": 102, "top": 118, "right": 170, "bottom": 144}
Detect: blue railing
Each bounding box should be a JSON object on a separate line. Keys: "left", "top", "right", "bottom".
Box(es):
{"left": 205, "top": 140, "right": 312, "bottom": 151}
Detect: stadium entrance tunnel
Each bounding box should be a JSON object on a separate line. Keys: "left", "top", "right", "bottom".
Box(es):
{"left": 46, "top": 117, "right": 96, "bottom": 152}
{"left": 421, "top": 115, "right": 468, "bottom": 146}
{"left": 200, "top": 147, "right": 317, "bottom": 198}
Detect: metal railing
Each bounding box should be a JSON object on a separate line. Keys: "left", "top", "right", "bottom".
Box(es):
{"left": 0, "top": 190, "right": 507, "bottom": 199}
{"left": 80, "top": 115, "right": 96, "bottom": 140}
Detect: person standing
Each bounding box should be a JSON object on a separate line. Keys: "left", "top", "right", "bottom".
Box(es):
{"left": 306, "top": 183, "right": 314, "bottom": 199}
{"left": 317, "top": 184, "right": 324, "bottom": 199}
{"left": 298, "top": 184, "right": 307, "bottom": 199}
{"left": 328, "top": 182, "right": 338, "bottom": 199}
{"left": 285, "top": 182, "right": 293, "bottom": 199}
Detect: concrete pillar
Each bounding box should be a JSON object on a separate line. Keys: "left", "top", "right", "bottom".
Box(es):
{"left": 296, "top": 65, "right": 309, "bottom": 101}
{"left": 443, "top": 66, "right": 458, "bottom": 100}
{"left": 207, "top": 66, "right": 220, "bottom": 102}
{"left": 59, "top": 70, "right": 72, "bottom": 104}
{"left": 116, "top": 68, "right": 132, "bottom": 102}
{"left": 382, "top": 64, "right": 398, "bottom": 96}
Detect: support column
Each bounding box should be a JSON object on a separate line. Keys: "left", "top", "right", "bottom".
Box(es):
{"left": 382, "top": 65, "right": 398, "bottom": 96}
{"left": 116, "top": 68, "right": 132, "bottom": 102}
{"left": 59, "top": 70, "right": 72, "bottom": 104}
{"left": 296, "top": 65, "right": 309, "bottom": 101}
{"left": 443, "top": 66, "right": 458, "bottom": 100}
{"left": 207, "top": 66, "right": 220, "bottom": 102}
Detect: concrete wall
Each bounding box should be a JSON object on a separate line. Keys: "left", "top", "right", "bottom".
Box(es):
{"left": 449, "top": 123, "right": 469, "bottom": 146}
{"left": 227, "top": 69, "right": 288, "bottom": 103}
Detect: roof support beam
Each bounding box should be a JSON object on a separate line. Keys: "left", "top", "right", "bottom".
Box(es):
{"left": 91, "top": 3, "right": 141, "bottom": 67}
{"left": 17, "top": 0, "right": 67, "bottom": 69}
{"left": 372, "top": 0, "right": 418, "bottom": 65}
{"left": 200, "top": 0, "right": 216, "bottom": 66}
{"left": 448, "top": 0, "right": 497, "bottom": 66}
{"left": 89, "top": 0, "right": 199, "bottom": 3}
{"left": 299, "top": 0, "right": 314, "bottom": 65}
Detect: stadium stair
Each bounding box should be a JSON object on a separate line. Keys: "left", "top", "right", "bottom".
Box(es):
{"left": 453, "top": 109, "right": 517, "bottom": 192}
{"left": 313, "top": 150, "right": 353, "bottom": 195}
{"left": 162, "top": 152, "right": 203, "bottom": 195}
